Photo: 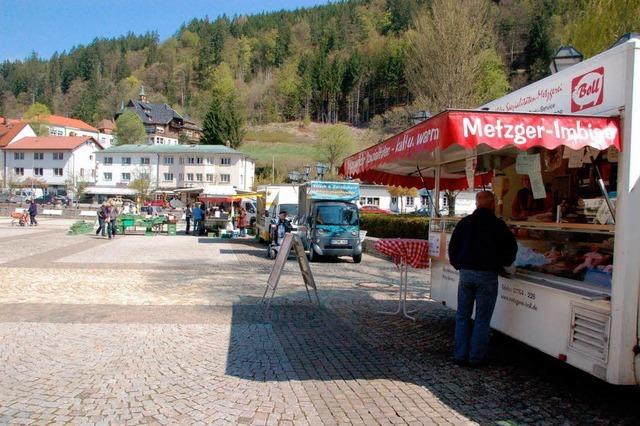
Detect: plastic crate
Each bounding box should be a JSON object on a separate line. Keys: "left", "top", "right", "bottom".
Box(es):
{"left": 167, "top": 224, "right": 177, "bottom": 235}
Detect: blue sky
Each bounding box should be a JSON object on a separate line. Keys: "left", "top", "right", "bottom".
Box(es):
{"left": 0, "top": 0, "right": 332, "bottom": 61}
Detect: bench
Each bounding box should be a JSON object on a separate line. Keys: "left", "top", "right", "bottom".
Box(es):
{"left": 42, "top": 209, "right": 63, "bottom": 216}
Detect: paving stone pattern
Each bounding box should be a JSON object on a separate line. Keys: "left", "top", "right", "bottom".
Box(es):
{"left": 0, "top": 218, "right": 639, "bottom": 425}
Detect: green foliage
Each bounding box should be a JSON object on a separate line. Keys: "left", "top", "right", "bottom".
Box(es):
{"left": 360, "top": 213, "right": 429, "bottom": 239}
{"left": 0, "top": 0, "right": 633, "bottom": 127}
{"left": 114, "top": 110, "right": 146, "bottom": 145}
{"left": 316, "top": 124, "right": 355, "bottom": 173}
{"left": 201, "top": 64, "right": 246, "bottom": 148}
{"left": 128, "top": 172, "right": 153, "bottom": 200}
{"left": 557, "top": 0, "right": 640, "bottom": 57}
{"left": 23, "top": 102, "right": 51, "bottom": 136}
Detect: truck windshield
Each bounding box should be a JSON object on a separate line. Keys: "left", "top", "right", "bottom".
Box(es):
{"left": 279, "top": 204, "right": 298, "bottom": 217}
{"left": 316, "top": 205, "right": 359, "bottom": 226}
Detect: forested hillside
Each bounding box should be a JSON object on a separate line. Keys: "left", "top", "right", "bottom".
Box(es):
{"left": 0, "top": 0, "right": 637, "bottom": 128}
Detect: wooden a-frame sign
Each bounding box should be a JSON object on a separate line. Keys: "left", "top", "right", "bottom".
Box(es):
{"left": 261, "top": 233, "right": 320, "bottom": 307}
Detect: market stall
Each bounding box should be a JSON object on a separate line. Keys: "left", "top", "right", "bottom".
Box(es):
{"left": 339, "top": 38, "right": 640, "bottom": 385}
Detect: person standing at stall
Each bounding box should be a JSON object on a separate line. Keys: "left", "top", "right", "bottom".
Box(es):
{"left": 237, "top": 207, "right": 248, "bottom": 237}
{"left": 448, "top": 191, "right": 518, "bottom": 367}
{"left": 185, "top": 204, "right": 192, "bottom": 235}
{"left": 192, "top": 202, "right": 203, "bottom": 236}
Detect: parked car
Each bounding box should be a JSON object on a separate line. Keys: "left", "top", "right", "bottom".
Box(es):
{"left": 406, "top": 207, "right": 431, "bottom": 216}
{"left": 360, "top": 205, "right": 392, "bottom": 215}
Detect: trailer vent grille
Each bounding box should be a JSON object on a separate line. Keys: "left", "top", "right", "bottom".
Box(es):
{"left": 569, "top": 305, "right": 610, "bottom": 362}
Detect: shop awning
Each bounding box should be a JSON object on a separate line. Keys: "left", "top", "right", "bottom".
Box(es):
{"left": 339, "top": 109, "right": 621, "bottom": 189}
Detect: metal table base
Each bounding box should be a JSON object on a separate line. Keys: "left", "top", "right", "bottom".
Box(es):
{"left": 378, "top": 258, "right": 417, "bottom": 321}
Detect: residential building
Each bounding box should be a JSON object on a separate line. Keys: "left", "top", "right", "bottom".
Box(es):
{"left": 94, "top": 144, "right": 254, "bottom": 192}
{"left": 3, "top": 136, "right": 103, "bottom": 193}
{"left": 115, "top": 87, "right": 202, "bottom": 146}
{"left": 0, "top": 120, "right": 37, "bottom": 187}
{"left": 358, "top": 184, "right": 476, "bottom": 215}
{"left": 44, "top": 114, "right": 114, "bottom": 148}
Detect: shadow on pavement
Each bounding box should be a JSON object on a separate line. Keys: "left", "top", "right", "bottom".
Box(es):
{"left": 222, "top": 290, "right": 640, "bottom": 425}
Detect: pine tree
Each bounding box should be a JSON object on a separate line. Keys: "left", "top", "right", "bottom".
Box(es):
{"left": 201, "top": 100, "right": 226, "bottom": 146}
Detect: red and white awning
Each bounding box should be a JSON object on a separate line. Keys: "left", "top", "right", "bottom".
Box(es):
{"left": 339, "top": 109, "right": 620, "bottom": 189}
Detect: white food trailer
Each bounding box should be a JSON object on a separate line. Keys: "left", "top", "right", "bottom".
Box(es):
{"left": 340, "top": 38, "right": 640, "bottom": 385}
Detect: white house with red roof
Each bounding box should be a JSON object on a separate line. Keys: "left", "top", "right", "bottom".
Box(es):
{"left": 0, "top": 119, "right": 37, "bottom": 187}
{"left": 45, "top": 115, "right": 114, "bottom": 148}
{"left": 3, "top": 136, "right": 103, "bottom": 193}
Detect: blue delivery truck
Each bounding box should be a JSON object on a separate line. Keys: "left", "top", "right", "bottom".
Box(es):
{"left": 297, "top": 181, "right": 362, "bottom": 263}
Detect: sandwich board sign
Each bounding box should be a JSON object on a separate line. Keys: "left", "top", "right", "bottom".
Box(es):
{"left": 261, "top": 233, "right": 320, "bottom": 307}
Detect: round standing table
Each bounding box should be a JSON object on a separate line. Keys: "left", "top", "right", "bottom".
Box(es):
{"left": 374, "top": 238, "right": 429, "bottom": 321}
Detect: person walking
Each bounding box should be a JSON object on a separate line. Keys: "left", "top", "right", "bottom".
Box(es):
{"left": 106, "top": 202, "right": 118, "bottom": 239}
{"left": 185, "top": 203, "right": 192, "bottom": 235}
{"left": 96, "top": 203, "right": 107, "bottom": 236}
{"left": 27, "top": 199, "right": 38, "bottom": 226}
{"left": 192, "top": 202, "right": 203, "bottom": 236}
{"left": 448, "top": 191, "right": 518, "bottom": 367}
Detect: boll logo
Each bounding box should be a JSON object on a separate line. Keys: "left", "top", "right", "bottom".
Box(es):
{"left": 571, "top": 67, "right": 604, "bottom": 112}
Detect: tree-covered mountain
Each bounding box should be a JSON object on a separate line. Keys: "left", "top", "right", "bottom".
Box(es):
{"left": 0, "top": 0, "right": 637, "bottom": 128}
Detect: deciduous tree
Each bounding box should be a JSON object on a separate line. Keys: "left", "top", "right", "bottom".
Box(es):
{"left": 114, "top": 110, "right": 146, "bottom": 145}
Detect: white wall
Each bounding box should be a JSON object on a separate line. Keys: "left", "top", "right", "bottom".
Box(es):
{"left": 1, "top": 125, "right": 37, "bottom": 186}
{"left": 96, "top": 151, "right": 254, "bottom": 191}
{"left": 48, "top": 125, "right": 113, "bottom": 148}
{"left": 5, "top": 140, "right": 101, "bottom": 189}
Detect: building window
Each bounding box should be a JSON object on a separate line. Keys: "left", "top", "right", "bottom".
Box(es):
{"left": 206, "top": 174, "right": 214, "bottom": 182}
{"left": 391, "top": 197, "right": 398, "bottom": 206}
{"left": 179, "top": 157, "right": 184, "bottom": 165}
{"left": 163, "top": 173, "right": 173, "bottom": 181}
{"left": 122, "top": 157, "right": 131, "bottom": 165}
{"left": 141, "top": 157, "right": 150, "bottom": 165}
{"left": 196, "top": 157, "right": 203, "bottom": 164}
{"left": 14, "top": 167, "right": 24, "bottom": 176}
{"left": 50, "top": 128, "right": 64, "bottom": 136}
{"left": 34, "top": 168, "right": 43, "bottom": 176}
{"left": 220, "top": 157, "right": 231, "bottom": 165}
{"left": 104, "top": 157, "right": 113, "bottom": 165}
{"left": 361, "top": 197, "right": 380, "bottom": 206}
{"left": 421, "top": 195, "right": 429, "bottom": 207}
{"left": 178, "top": 173, "right": 184, "bottom": 181}
{"left": 54, "top": 168, "right": 63, "bottom": 176}
{"left": 80, "top": 168, "right": 85, "bottom": 177}
{"left": 104, "top": 172, "right": 112, "bottom": 181}
{"left": 220, "top": 174, "right": 230, "bottom": 183}
{"left": 164, "top": 156, "right": 174, "bottom": 165}
{"left": 156, "top": 126, "right": 164, "bottom": 134}
{"left": 14, "top": 152, "right": 24, "bottom": 160}
{"left": 33, "top": 152, "right": 44, "bottom": 160}
{"left": 406, "top": 196, "right": 414, "bottom": 207}
{"left": 196, "top": 173, "right": 203, "bottom": 182}
{"left": 121, "top": 173, "right": 131, "bottom": 181}
{"left": 187, "top": 173, "right": 194, "bottom": 181}
{"left": 89, "top": 155, "right": 93, "bottom": 160}
{"left": 188, "top": 157, "right": 195, "bottom": 164}
{"left": 53, "top": 152, "right": 64, "bottom": 160}
{"left": 139, "top": 173, "right": 150, "bottom": 180}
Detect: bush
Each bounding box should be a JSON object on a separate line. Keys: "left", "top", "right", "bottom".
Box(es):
{"left": 360, "top": 214, "right": 429, "bottom": 240}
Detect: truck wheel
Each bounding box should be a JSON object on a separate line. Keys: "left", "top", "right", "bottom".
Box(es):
{"left": 352, "top": 254, "right": 362, "bottom": 264}
{"left": 308, "top": 248, "right": 320, "bottom": 262}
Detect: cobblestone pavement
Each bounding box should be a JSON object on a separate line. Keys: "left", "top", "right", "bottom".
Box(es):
{"left": 0, "top": 219, "right": 639, "bottom": 425}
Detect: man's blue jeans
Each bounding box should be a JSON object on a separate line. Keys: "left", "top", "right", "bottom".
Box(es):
{"left": 454, "top": 269, "right": 499, "bottom": 364}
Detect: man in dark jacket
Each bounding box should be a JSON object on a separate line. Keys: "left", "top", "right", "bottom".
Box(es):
{"left": 448, "top": 191, "right": 518, "bottom": 367}
{"left": 271, "top": 211, "right": 292, "bottom": 245}
{"left": 28, "top": 199, "right": 38, "bottom": 226}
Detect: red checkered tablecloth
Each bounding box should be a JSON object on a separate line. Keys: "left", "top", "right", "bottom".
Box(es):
{"left": 374, "top": 238, "right": 429, "bottom": 269}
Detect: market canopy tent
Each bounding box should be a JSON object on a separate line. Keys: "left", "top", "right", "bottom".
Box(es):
{"left": 339, "top": 109, "right": 621, "bottom": 189}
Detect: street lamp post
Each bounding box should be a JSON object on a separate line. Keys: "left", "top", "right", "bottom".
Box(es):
{"left": 316, "top": 163, "right": 328, "bottom": 181}
{"left": 288, "top": 171, "right": 301, "bottom": 183}
{"left": 549, "top": 45, "right": 584, "bottom": 74}
{"left": 303, "top": 164, "right": 311, "bottom": 181}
